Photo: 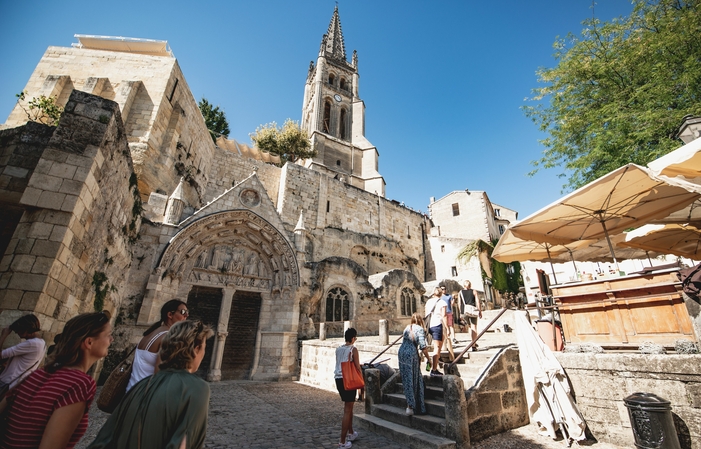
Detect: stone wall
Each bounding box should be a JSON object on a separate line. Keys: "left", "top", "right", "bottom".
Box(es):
{"left": 299, "top": 338, "right": 401, "bottom": 391}
{"left": 556, "top": 352, "right": 701, "bottom": 449}
{"left": 0, "top": 90, "right": 138, "bottom": 337}
{"left": 466, "top": 347, "right": 530, "bottom": 441}
{"left": 204, "top": 146, "right": 281, "bottom": 208}
{"left": 5, "top": 46, "right": 215, "bottom": 209}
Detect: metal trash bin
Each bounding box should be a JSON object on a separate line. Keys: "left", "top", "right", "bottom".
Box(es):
{"left": 624, "top": 392, "right": 681, "bottom": 449}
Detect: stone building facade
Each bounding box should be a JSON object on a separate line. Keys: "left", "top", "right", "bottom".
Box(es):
{"left": 427, "top": 190, "right": 518, "bottom": 297}
{"left": 0, "top": 10, "right": 516, "bottom": 381}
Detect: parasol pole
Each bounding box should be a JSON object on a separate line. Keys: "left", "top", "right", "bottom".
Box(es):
{"left": 567, "top": 249, "right": 578, "bottom": 276}
{"left": 646, "top": 251, "right": 653, "bottom": 267}
{"left": 596, "top": 211, "right": 620, "bottom": 271}
{"left": 545, "top": 244, "right": 559, "bottom": 285}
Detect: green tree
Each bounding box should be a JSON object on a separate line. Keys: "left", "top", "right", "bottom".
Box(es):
{"left": 250, "top": 119, "right": 315, "bottom": 166}
{"left": 457, "top": 239, "right": 522, "bottom": 293}
{"left": 198, "top": 97, "right": 230, "bottom": 143}
{"left": 524, "top": 0, "right": 701, "bottom": 191}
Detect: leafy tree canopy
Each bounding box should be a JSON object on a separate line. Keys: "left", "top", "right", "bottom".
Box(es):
{"left": 524, "top": 0, "right": 701, "bottom": 191}
{"left": 250, "top": 119, "right": 316, "bottom": 166}
{"left": 198, "top": 97, "right": 230, "bottom": 143}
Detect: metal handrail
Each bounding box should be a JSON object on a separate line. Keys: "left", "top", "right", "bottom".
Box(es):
{"left": 446, "top": 307, "right": 509, "bottom": 373}
{"left": 364, "top": 334, "right": 403, "bottom": 366}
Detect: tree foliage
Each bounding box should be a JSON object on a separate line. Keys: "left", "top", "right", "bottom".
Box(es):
{"left": 250, "top": 119, "right": 315, "bottom": 166}
{"left": 524, "top": 0, "right": 701, "bottom": 190}
{"left": 16, "top": 91, "right": 63, "bottom": 126}
{"left": 198, "top": 97, "right": 230, "bottom": 143}
{"left": 457, "top": 239, "right": 522, "bottom": 293}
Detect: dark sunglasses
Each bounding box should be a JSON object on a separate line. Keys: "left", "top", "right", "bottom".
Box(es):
{"left": 178, "top": 309, "right": 190, "bottom": 316}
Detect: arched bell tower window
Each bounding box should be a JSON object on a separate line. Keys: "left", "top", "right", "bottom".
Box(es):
{"left": 339, "top": 78, "right": 347, "bottom": 90}
{"left": 326, "top": 287, "right": 350, "bottom": 322}
{"left": 323, "top": 100, "right": 332, "bottom": 134}
{"left": 400, "top": 287, "right": 417, "bottom": 316}
{"left": 339, "top": 108, "right": 348, "bottom": 140}
{"left": 328, "top": 73, "right": 335, "bottom": 86}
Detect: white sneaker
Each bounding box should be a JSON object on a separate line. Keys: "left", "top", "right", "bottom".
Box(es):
{"left": 405, "top": 407, "right": 414, "bottom": 416}
{"left": 347, "top": 431, "right": 358, "bottom": 441}
{"left": 338, "top": 441, "right": 352, "bottom": 448}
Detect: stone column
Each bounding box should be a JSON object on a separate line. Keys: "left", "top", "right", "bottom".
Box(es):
{"left": 443, "top": 375, "right": 470, "bottom": 449}
{"left": 319, "top": 322, "right": 326, "bottom": 341}
{"left": 379, "top": 319, "right": 389, "bottom": 345}
{"left": 207, "top": 287, "right": 235, "bottom": 381}
{"left": 364, "top": 368, "right": 381, "bottom": 414}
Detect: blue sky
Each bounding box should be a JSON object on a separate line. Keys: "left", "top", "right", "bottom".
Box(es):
{"left": 0, "top": 0, "right": 635, "bottom": 217}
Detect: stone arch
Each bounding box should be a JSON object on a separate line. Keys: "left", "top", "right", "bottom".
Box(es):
{"left": 322, "top": 99, "right": 332, "bottom": 134}
{"left": 157, "top": 210, "right": 299, "bottom": 290}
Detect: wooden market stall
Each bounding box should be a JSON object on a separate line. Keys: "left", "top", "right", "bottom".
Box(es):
{"left": 550, "top": 268, "right": 697, "bottom": 347}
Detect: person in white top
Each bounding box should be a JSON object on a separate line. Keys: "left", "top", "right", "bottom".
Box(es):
{"left": 126, "top": 299, "right": 188, "bottom": 391}
{"left": 424, "top": 287, "right": 448, "bottom": 376}
{"left": 0, "top": 314, "right": 46, "bottom": 391}
{"left": 333, "top": 328, "right": 361, "bottom": 448}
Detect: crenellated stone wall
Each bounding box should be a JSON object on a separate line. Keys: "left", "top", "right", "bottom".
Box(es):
{"left": 0, "top": 90, "right": 139, "bottom": 338}
{"left": 5, "top": 46, "right": 215, "bottom": 209}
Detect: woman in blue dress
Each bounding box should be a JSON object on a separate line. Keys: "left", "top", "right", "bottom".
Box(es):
{"left": 398, "top": 312, "right": 430, "bottom": 415}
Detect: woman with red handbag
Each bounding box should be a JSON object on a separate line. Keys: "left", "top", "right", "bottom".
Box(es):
{"left": 333, "top": 328, "right": 362, "bottom": 448}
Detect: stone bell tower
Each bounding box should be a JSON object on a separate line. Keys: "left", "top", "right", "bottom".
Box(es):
{"left": 301, "top": 6, "right": 385, "bottom": 196}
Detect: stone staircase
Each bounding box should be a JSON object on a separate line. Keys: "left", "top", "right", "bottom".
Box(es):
{"left": 355, "top": 335, "right": 519, "bottom": 449}
{"left": 357, "top": 373, "right": 459, "bottom": 449}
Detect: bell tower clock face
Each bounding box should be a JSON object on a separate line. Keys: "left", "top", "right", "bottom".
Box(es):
{"left": 334, "top": 94, "right": 342, "bottom": 102}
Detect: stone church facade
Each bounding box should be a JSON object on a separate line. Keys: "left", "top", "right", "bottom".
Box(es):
{"left": 0, "top": 8, "right": 514, "bottom": 381}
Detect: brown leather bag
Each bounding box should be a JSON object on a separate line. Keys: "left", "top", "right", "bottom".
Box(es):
{"left": 96, "top": 347, "right": 135, "bottom": 413}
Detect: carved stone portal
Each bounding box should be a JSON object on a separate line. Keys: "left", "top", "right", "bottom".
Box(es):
{"left": 159, "top": 210, "right": 299, "bottom": 290}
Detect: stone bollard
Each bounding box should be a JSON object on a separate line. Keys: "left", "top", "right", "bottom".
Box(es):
{"left": 379, "top": 319, "right": 389, "bottom": 345}
{"left": 443, "top": 375, "right": 470, "bottom": 449}
{"left": 364, "top": 368, "right": 381, "bottom": 414}
{"left": 319, "top": 322, "right": 326, "bottom": 341}
{"left": 344, "top": 321, "right": 351, "bottom": 333}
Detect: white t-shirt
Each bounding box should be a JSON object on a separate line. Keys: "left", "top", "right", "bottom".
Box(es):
{"left": 334, "top": 344, "right": 355, "bottom": 379}
{"left": 424, "top": 296, "right": 446, "bottom": 328}
{"left": 0, "top": 337, "right": 46, "bottom": 388}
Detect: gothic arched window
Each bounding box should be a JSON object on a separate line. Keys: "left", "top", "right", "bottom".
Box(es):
{"left": 339, "top": 78, "right": 347, "bottom": 90}
{"left": 328, "top": 73, "right": 336, "bottom": 86}
{"left": 326, "top": 287, "right": 350, "bottom": 322}
{"left": 339, "top": 108, "right": 348, "bottom": 140}
{"left": 323, "top": 100, "right": 332, "bottom": 134}
{"left": 401, "top": 287, "right": 417, "bottom": 316}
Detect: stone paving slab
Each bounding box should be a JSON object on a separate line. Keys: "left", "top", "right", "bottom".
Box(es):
{"left": 77, "top": 380, "right": 626, "bottom": 449}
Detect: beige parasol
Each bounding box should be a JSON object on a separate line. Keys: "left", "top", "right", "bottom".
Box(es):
{"left": 648, "top": 136, "right": 701, "bottom": 184}
{"left": 492, "top": 228, "right": 581, "bottom": 264}
{"left": 620, "top": 224, "right": 701, "bottom": 260}
{"left": 509, "top": 164, "right": 700, "bottom": 264}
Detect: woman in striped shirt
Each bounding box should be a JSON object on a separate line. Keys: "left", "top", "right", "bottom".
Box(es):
{"left": 0, "top": 311, "right": 113, "bottom": 449}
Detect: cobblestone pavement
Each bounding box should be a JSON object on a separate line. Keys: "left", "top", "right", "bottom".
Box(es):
{"left": 77, "top": 380, "right": 627, "bottom": 449}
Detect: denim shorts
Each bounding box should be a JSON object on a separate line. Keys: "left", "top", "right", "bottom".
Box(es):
{"left": 429, "top": 324, "right": 443, "bottom": 342}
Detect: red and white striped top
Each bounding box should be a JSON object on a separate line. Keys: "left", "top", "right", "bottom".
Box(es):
{"left": 1, "top": 368, "right": 96, "bottom": 449}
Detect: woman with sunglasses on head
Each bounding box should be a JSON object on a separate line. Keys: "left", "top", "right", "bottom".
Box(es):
{"left": 88, "top": 320, "right": 213, "bottom": 449}
{"left": 0, "top": 311, "right": 113, "bottom": 449}
{"left": 126, "top": 299, "right": 188, "bottom": 392}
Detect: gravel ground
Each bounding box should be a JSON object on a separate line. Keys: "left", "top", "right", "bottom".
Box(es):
{"left": 76, "top": 381, "right": 628, "bottom": 449}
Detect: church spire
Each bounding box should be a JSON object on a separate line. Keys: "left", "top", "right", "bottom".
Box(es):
{"left": 321, "top": 5, "right": 347, "bottom": 63}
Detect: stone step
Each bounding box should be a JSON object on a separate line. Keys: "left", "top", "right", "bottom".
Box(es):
{"left": 355, "top": 413, "right": 457, "bottom": 449}
{"left": 384, "top": 392, "right": 446, "bottom": 418}
{"left": 371, "top": 403, "right": 446, "bottom": 435}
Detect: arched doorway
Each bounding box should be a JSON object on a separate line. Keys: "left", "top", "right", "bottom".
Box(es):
{"left": 145, "top": 209, "right": 300, "bottom": 381}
